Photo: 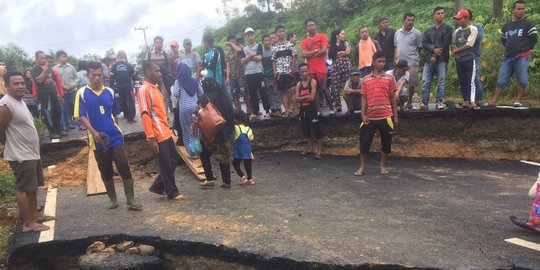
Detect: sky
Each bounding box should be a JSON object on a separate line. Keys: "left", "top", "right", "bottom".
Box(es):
{"left": 0, "top": 0, "right": 246, "bottom": 60}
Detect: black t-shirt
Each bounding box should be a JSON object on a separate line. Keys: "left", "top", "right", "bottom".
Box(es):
{"left": 110, "top": 61, "right": 138, "bottom": 90}
{"left": 31, "top": 65, "right": 58, "bottom": 95}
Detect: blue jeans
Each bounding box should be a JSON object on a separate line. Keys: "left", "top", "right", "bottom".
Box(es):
{"left": 496, "top": 55, "right": 530, "bottom": 89}
{"left": 474, "top": 56, "right": 484, "bottom": 102}
{"left": 421, "top": 61, "right": 447, "bottom": 105}
{"left": 61, "top": 91, "right": 79, "bottom": 129}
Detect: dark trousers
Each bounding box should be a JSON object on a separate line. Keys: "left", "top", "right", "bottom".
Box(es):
{"left": 245, "top": 73, "right": 270, "bottom": 114}
{"left": 118, "top": 88, "right": 136, "bottom": 121}
{"left": 233, "top": 158, "right": 252, "bottom": 180}
{"left": 200, "top": 143, "right": 231, "bottom": 185}
{"left": 94, "top": 145, "right": 132, "bottom": 181}
{"left": 359, "top": 118, "right": 394, "bottom": 155}
{"left": 38, "top": 92, "right": 62, "bottom": 134}
{"left": 149, "top": 138, "right": 181, "bottom": 199}
{"left": 456, "top": 59, "right": 476, "bottom": 102}
{"left": 172, "top": 107, "right": 183, "bottom": 145}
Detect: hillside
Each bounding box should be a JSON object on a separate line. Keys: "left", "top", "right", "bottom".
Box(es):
{"left": 210, "top": 0, "right": 540, "bottom": 102}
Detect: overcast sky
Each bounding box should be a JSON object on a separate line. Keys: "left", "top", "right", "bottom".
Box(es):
{"left": 0, "top": 0, "right": 247, "bottom": 60}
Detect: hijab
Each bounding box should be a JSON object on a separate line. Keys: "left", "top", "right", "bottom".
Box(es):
{"left": 176, "top": 62, "right": 198, "bottom": 97}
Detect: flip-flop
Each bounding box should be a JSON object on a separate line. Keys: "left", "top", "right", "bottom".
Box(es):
{"left": 354, "top": 170, "right": 364, "bottom": 176}
{"left": 380, "top": 169, "right": 389, "bottom": 175}
{"left": 200, "top": 180, "right": 216, "bottom": 187}
{"left": 246, "top": 179, "right": 256, "bottom": 185}
{"left": 513, "top": 102, "right": 523, "bottom": 108}
{"left": 314, "top": 155, "right": 322, "bottom": 160}
{"left": 22, "top": 224, "right": 50, "bottom": 233}
{"left": 171, "top": 194, "right": 188, "bottom": 201}
{"left": 37, "top": 215, "right": 56, "bottom": 223}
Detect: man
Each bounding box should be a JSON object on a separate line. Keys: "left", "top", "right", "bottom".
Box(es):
{"left": 138, "top": 61, "right": 187, "bottom": 201}
{"left": 487, "top": 0, "right": 537, "bottom": 107}
{"left": 262, "top": 34, "right": 281, "bottom": 116}
{"left": 110, "top": 50, "right": 139, "bottom": 123}
{"left": 0, "top": 71, "right": 54, "bottom": 232}
{"left": 394, "top": 12, "right": 422, "bottom": 111}
{"left": 225, "top": 34, "right": 249, "bottom": 112}
{"left": 355, "top": 26, "right": 381, "bottom": 78}
{"left": 273, "top": 25, "right": 297, "bottom": 118}
{"left": 100, "top": 57, "right": 112, "bottom": 87}
{"left": 288, "top": 32, "right": 301, "bottom": 80}
{"left": 355, "top": 51, "right": 398, "bottom": 176}
{"left": 343, "top": 68, "right": 362, "bottom": 115}
{"left": 179, "top": 38, "right": 202, "bottom": 79}
{"left": 54, "top": 50, "right": 80, "bottom": 129}
{"left": 467, "top": 9, "right": 485, "bottom": 105}
{"left": 420, "top": 6, "right": 453, "bottom": 111}
{"left": 452, "top": 9, "right": 479, "bottom": 109}
{"left": 373, "top": 17, "right": 397, "bottom": 71}
{"left": 241, "top": 27, "right": 271, "bottom": 119}
{"left": 202, "top": 34, "right": 224, "bottom": 85}
{"left": 74, "top": 62, "right": 143, "bottom": 210}
{"left": 169, "top": 40, "right": 181, "bottom": 75}
{"left": 31, "top": 51, "right": 64, "bottom": 139}
{"left": 295, "top": 63, "right": 322, "bottom": 160}
{"left": 147, "top": 36, "right": 173, "bottom": 109}
{"left": 301, "top": 18, "right": 335, "bottom": 115}
{"left": 0, "top": 60, "right": 6, "bottom": 98}
{"left": 387, "top": 59, "right": 410, "bottom": 111}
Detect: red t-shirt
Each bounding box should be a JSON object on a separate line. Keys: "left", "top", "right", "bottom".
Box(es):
{"left": 360, "top": 73, "right": 397, "bottom": 119}
{"left": 301, "top": 34, "right": 329, "bottom": 74}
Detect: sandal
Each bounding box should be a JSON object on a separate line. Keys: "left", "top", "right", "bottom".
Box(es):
{"left": 23, "top": 224, "right": 50, "bottom": 233}
{"left": 239, "top": 176, "right": 249, "bottom": 185}
{"left": 513, "top": 102, "right": 523, "bottom": 108}
{"left": 246, "top": 179, "right": 256, "bottom": 185}
{"left": 200, "top": 180, "right": 216, "bottom": 187}
{"left": 37, "top": 215, "right": 56, "bottom": 223}
{"left": 314, "top": 154, "right": 322, "bottom": 160}
{"left": 171, "top": 194, "right": 188, "bottom": 201}
{"left": 354, "top": 170, "right": 364, "bottom": 176}
{"left": 380, "top": 169, "right": 389, "bottom": 175}
{"left": 220, "top": 184, "right": 231, "bottom": 189}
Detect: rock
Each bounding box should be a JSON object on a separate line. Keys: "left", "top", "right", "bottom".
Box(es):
{"left": 86, "top": 241, "right": 106, "bottom": 254}
{"left": 117, "top": 241, "right": 134, "bottom": 252}
{"left": 79, "top": 253, "right": 162, "bottom": 270}
{"left": 125, "top": 246, "right": 140, "bottom": 254}
{"left": 101, "top": 247, "right": 116, "bottom": 255}
{"left": 138, "top": 244, "right": 155, "bottom": 256}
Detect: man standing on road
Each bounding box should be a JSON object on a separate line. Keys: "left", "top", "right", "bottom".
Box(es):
{"left": 355, "top": 51, "right": 398, "bottom": 176}
{"left": 273, "top": 25, "right": 297, "bottom": 118}
{"left": 54, "top": 50, "right": 80, "bottom": 129}
{"left": 420, "top": 6, "right": 453, "bottom": 111}
{"left": 110, "top": 50, "right": 139, "bottom": 123}
{"left": 394, "top": 13, "right": 422, "bottom": 111}
{"left": 241, "top": 27, "right": 271, "bottom": 119}
{"left": 31, "top": 51, "right": 64, "bottom": 139}
{"left": 301, "top": 19, "right": 336, "bottom": 115}
{"left": 0, "top": 71, "right": 54, "bottom": 233}
{"left": 138, "top": 61, "right": 187, "bottom": 201}
{"left": 452, "top": 9, "right": 479, "bottom": 109}
{"left": 373, "top": 17, "right": 396, "bottom": 71}
{"left": 74, "top": 62, "right": 143, "bottom": 210}
{"left": 486, "top": 0, "right": 537, "bottom": 107}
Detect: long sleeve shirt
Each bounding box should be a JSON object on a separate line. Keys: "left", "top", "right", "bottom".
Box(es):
{"left": 54, "top": 63, "right": 79, "bottom": 92}
{"left": 137, "top": 81, "right": 172, "bottom": 143}
{"left": 422, "top": 23, "right": 453, "bottom": 63}
{"left": 501, "top": 19, "right": 538, "bottom": 57}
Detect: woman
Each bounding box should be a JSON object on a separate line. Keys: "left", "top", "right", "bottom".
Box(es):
{"left": 23, "top": 69, "right": 39, "bottom": 116}
{"left": 173, "top": 63, "right": 203, "bottom": 154}
{"left": 328, "top": 29, "right": 351, "bottom": 113}
{"left": 192, "top": 78, "right": 235, "bottom": 189}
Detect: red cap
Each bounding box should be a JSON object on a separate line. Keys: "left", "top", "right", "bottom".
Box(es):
{"left": 170, "top": 41, "right": 179, "bottom": 48}
{"left": 453, "top": 9, "right": 470, "bottom": 19}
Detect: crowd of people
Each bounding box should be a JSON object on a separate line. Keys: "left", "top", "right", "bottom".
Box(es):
{"left": 0, "top": 1, "right": 537, "bottom": 232}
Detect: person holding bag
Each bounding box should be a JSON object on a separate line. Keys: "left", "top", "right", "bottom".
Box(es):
{"left": 191, "top": 78, "right": 235, "bottom": 189}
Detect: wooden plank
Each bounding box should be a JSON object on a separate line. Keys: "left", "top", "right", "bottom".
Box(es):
{"left": 177, "top": 146, "right": 206, "bottom": 181}
{"left": 39, "top": 188, "right": 57, "bottom": 243}
{"left": 86, "top": 151, "right": 106, "bottom": 196}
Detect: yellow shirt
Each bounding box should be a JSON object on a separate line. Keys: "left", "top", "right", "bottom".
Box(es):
{"left": 234, "top": 124, "right": 253, "bottom": 141}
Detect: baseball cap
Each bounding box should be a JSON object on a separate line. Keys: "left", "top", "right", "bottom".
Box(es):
{"left": 453, "top": 9, "right": 470, "bottom": 19}
{"left": 396, "top": 59, "right": 409, "bottom": 70}
{"left": 350, "top": 68, "right": 361, "bottom": 75}
{"left": 183, "top": 38, "right": 192, "bottom": 45}
{"left": 245, "top": 27, "right": 255, "bottom": 34}
{"left": 170, "top": 41, "right": 179, "bottom": 48}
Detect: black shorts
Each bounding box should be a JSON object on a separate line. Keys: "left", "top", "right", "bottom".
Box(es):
{"left": 300, "top": 105, "right": 323, "bottom": 139}
{"left": 359, "top": 118, "right": 394, "bottom": 154}
{"left": 8, "top": 159, "right": 44, "bottom": 192}
{"left": 276, "top": 73, "right": 297, "bottom": 91}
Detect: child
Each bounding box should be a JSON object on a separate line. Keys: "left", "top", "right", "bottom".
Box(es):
{"left": 232, "top": 110, "right": 255, "bottom": 185}
{"left": 295, "top": 63, "right": 323, "bottom": 160}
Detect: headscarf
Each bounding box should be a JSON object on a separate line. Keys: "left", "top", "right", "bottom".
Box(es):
{"left": 176, "top": 62, "right": 198, "bottom": 97}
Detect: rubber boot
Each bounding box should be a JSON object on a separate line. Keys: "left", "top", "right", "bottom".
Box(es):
{"left": 123, "top": 178, "right": 143, "bottom": 210}
{"left": 103, "top": 180, "right": 119, "bottom": 209}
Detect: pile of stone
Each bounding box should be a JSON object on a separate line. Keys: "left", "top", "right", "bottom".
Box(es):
{"left": 79, "top": 240, "right": 162, "bottom": 270}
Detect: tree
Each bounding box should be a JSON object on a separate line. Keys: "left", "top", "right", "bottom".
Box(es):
{"left": 104, "top": 48, "right": 116, "bottom": 59}
{"left": 454, "top": 0, "right": 464, "bottom": 11}
{"left": 493, "top": 0, "right": 503, "bottom": 21}
{"left": 257, "top": 0, "right": 283, "bottom": 12}
{"left": 81, "top": 53, "right": 102, "bottom": 63}
{"left": 0, "top": 43, "right": 33, "bottom": 72}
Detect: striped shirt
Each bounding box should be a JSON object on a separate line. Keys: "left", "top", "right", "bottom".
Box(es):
{"left": 137, "top": 81, "right": 172, "bottom": 143}
{"left": 360, "top": 73, "right": 397, "bottom": 119}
